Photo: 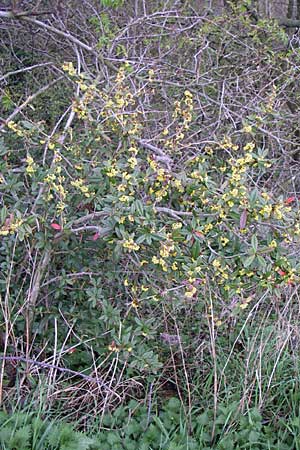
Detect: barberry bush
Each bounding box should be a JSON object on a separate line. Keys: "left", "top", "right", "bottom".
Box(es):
{"left": 0, "top": 0, "right": 300, "bottom": 436}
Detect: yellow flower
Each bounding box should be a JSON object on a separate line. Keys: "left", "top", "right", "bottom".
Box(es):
{"left": 108, "top": 342, "right": 120, "bottom": 353}
{"left": 123, "top": 238, "right": 140, "bottom": 252}
{"left": 148, "top": 69, "right": 155, "bottom": 81}
{"left": 259, "top": 204, "right": 272, "bottom": 217}
{"left": 62, "top": 61, "right": 76, "bottom": 76}
{"left": 117, "top": 184, "right": 127, "bottom": 192}
{"left": 220, "top": 237, "right": 229, "bottom": 247}
{"left": 242, "top": 125, "right": 252, "bottom": 133}
{"left": 25, "top": 155, "right": 36, "bottom": 176}
{"left": 185, "top": 285, "right": 197, "bottom": 298}
{"left": 128, "top": 146, "right": 138, "bottom": 154}
{"left": 203, "top": 223, "right": 213, "bottom": 234}
{"left": 172, "top": 222, "right": 182, "bottom": 230}
{"left": 240, "top": 303, "right": 248, "bottom": 310}
{"left": 243, "top": 142, "right": 255, "bottom": 152}
{"left": 128, "top": 156, "right": 137, "bottom": 169}
{"left": 273, "top": 205, "right": 283, "bottom": 220}
{"left": 184, "top": 90, "right": 193, "bottom": 98}
{"left": 152, "top": 256, "right": 160, "bottom": 264}
{"left": 106, "top": 167, "right": 118, "bottom": 177}
{"left": 119, "top": 195, "right": 131, "bottom": 203}
{"left": 213, "top": 259, "right": 221, "bottom": 269}
{"left": 131, "top": 299, "right": 139, "bottom": 309}
{"left": 172, "top": 262, "right": 178, "bottom": 271}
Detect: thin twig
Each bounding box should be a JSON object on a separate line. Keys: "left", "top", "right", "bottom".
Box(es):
{"left": 0, "top": 355, "right": 114, "bottom": 393}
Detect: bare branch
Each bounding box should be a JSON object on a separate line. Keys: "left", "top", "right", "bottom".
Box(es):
{"left": 0, "top": 77, "right": 63, "bottom": 132}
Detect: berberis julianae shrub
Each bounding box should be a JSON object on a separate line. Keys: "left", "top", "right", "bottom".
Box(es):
{"left": 0, "top": 4, "right": 300, "bottom": 432}
{"left": 1, "top": 60, "right": 299, "bottom": 396}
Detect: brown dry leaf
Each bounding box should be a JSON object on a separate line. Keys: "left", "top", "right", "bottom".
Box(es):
{"left": 240, "top": 209, "right": 247, "bottom": 229}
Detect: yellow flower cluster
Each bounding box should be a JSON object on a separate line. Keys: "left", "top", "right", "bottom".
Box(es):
{"left": 72, "top": 99, "right": 88, "bottom": 119}
{"left": 99, "top": 64, "right": 141, "bottom": 137}
{"left": 219, "top": 136, "right": 238, "bottom": 151}
{"left": 148, "top": 69, "right": 155, "bottom": 82}
{"left": 152, "top": 255, "right": 168, "bottom": 272}
{"left": 165, "top": 90, "right": 194, "bottom": 149}
{"left": 212, "top": 258, "right": 230, "bottom": 284}
{"left": 123, "top": 238, "right": 140, "bottom": 252}
{"left": 128, "top": 156, "right": 138, "bottom": 169}
{"left": 265, "top": 84, "right": 277, "bottom": 113}
{"left": 106, "top": 165, "right": 118, "bottom": 178}
{"left": 173, "top": 90, "right": 193, "bottom": 129}
{"left": 62, "top": 61, "right": 76, "bottom": 76}
{"left": 71, "top": 178, "right": 94, "bottom": 198}
{"left": 159, "top": 240, "right": 175, "bottom": 258}
{"left": 25, "top": 155, "right": 36, "bottom": 176}
{"left": 43, "top": 167, "right": 67, "bottom": 213}
{"left": 7, "top": 120, "right": 24, "bottom": 137}
{"left": 0, "top": 216, "right": 23, "bottom": 236}
{"left": 185, "top": 285, "right": 197, "bottom": 298}
{"left": 172, "top": 222, "right": 182, "bottom": 230}
{"left": 242, "top": 124, "right": 253, "bottom": 133}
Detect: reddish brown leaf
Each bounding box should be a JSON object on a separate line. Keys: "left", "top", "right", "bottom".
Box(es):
{"left": 240, "top": 209, "right": 247, "bottom": 229}
{"left": 50, "top": 223, "right": 61, "bottom": 231}
{"left": 285, "top": 196, "right": 296, "bottom": 205}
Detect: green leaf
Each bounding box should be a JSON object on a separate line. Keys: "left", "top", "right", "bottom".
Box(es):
{"left": 249, "top": 189, "right": 259, "bottom": 205}
{"left": 251, "top": 235, "right": 258, "bottom": 252}
{"left": 256, "top": 255, "right": 266, "bottom": 268}
{"left": 243, "top": 255, "right": 255, "bottom": 268}
{"left": 248, "top": 430, "right": 260, "bottom": 443}
{"left": 191, "top": 240, "right": 201, "bottom": 259}
{"left": 0, "top": 206, "right": 7, "bottom": 223}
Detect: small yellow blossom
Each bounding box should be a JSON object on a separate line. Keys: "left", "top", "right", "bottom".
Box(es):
{"left": 117, "top": 184, "right": 127, "bottom": 192}
{"left": 62, "top": 61, "right": 76, "bottom": 76}
{"left": 220, "top": 237, "right": 229, "bottom": 246}
{"left": 128, "top": 156, "right": 138, "bottom": 169}
{"left": 213, "top": 259, "right": 221, "bottom": 269}
{"left": 106, "top": 167, "right": 118, "bottom": 177}
{"left": 119, "top": 195, "right": 131, "bottom": 203}
{"left": 172, "top": 262, "right": 178, "bottom": 271}
{"left": 123, "top": 238, "right": 140, "bottom": 252}
{"left": 108, "top": 342, "right": 120, "bottom": 353}
{"left": 172, "top": 222, "right": 182, "bottom": 230}
{"left": 269, "top": 240, "right": 277, "bottom": 249}
{"left": 131, "top": 299, "right": 139, "bottom": 309}
{"left": 242, "top": 125, "right": 252, "bottom": 133}
{"left": 185, "top": 285, "right": 197, "bottom": 298}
